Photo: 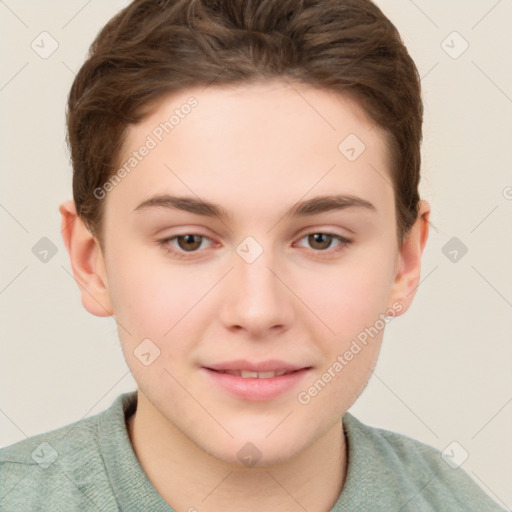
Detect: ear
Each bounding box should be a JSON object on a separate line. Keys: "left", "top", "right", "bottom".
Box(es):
{"left": 59, "top": 199, "right": 113, "bottom": 317}
{"left": 388, "top": 200, "right": 430, "bottom": 315}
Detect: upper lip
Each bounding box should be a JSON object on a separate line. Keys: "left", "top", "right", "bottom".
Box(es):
{"left": 204, "top": 359, "right": 309, "bottom": 373}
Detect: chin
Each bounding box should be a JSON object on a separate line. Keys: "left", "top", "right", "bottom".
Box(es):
{"left": 198, "top": 426, "right": 314, "bottom": 468}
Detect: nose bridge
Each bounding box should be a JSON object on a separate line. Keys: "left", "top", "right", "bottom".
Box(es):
{"left": 220, "top": 236, "right": 293, "bottom": 334}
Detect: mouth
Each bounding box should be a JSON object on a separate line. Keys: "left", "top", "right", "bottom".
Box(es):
{"left": 202, "top": 360, "right": 311, "bottom": 401}
{"left": 211, "top": 369, "right": 301, "bottom": 378}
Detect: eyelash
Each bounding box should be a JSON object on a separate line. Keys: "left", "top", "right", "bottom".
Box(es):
{"left": 158, "top": 232, "right": 352, "bottom": 259}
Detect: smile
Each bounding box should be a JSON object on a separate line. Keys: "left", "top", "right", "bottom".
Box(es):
{"left": 214, "top": 369, "right": 296, "bottom": 378}
{"left": 202, "top": 362, "right": 311, "bottom": 401}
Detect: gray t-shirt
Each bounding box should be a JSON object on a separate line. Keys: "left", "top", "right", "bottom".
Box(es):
{"left": 0, "top": 392, "right": 505, "bottom": 511}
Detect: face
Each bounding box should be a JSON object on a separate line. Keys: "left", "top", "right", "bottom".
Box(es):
{"left": 98, "top": 80, "right": 407, "bottom": 465}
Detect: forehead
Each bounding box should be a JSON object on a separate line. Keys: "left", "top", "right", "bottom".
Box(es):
{"left": 106, "top": 80, "right": 394, "bottom": 225}
{"left": 126, "top": 79, "right": 389, "bottom": 162}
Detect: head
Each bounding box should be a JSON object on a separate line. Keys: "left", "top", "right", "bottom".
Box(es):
{"left": 61, "top": 0, "right": 429, "bottom": 465}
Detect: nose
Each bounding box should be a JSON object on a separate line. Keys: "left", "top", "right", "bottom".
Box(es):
{"left": 219, "top": 245, "right": 295, "bottom": 339}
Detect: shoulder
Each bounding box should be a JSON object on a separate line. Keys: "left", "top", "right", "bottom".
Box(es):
{"left": 0, "top": 393, "right": 134, "bottom": 512}
{"left": 340, "top": 413, "right": 506, "bottom": 512}
{"left": 0, "top": 414, "right": 104, "bottom": 511}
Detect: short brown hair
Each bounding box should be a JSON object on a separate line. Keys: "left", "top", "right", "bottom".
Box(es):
{"left": 66, "top": 0, "right": 423, "bottom": 245}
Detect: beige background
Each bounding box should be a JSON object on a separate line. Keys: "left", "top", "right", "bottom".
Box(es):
{"left": 1, "top": 0, "right": 511, "bottom": 508}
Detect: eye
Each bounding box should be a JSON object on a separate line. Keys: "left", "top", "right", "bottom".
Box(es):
{"left": 159, "top": 234, "right": 214, "bottom": 258}
{"left": 295, "top": 232, "right": 352, "bottom": 254}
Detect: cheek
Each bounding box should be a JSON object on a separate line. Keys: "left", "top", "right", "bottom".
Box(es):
{"left": 106, "top": 254, "right": 206, "bottom": 392}
{"left": 294, "top": 262, "right": 393, "bottom": 416}
{"left": 300, "top": 251, "right": 396, "bottom": 340}
{"left": 105, "top": 247, "right": 200, "bottom": 342}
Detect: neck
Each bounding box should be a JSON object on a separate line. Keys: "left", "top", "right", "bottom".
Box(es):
{"left": 127, "top": 390, "right": 347, "bottom": 512}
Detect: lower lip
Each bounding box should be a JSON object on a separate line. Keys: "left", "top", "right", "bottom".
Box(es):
{"left": 202, "top": 368, "right": 310, "bottom": 401}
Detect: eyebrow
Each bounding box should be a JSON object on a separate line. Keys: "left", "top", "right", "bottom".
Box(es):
{"left": 133, "top": 193, "right": 376, "bottom": 220}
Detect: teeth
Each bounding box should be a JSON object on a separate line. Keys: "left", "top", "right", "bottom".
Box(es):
{"left": 257, "top": 371, "right": 276, "bottom": 378}
{"left": 221, "top": 369, "right": 292, "bottom": 378}
{"left": 240, "top": 370, "right": 259, "bottom": 378}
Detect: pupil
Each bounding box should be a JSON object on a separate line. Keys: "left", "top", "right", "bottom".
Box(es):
{"left": 180, "top": 235, "right": 201, "bottom": 251}
{"left": 310, "top": 233, "right": 331, "bottom": 250}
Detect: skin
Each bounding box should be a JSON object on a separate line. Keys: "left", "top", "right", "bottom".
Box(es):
{"left": 60, "top": 80, "right": 429, "bottom": 512}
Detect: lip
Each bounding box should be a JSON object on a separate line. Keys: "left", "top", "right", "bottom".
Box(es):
{"left": 202, "top": 360, "right": 311, "bottom": 401}
{"left": 205, "top": 359, "right": 306, "bottom": 373}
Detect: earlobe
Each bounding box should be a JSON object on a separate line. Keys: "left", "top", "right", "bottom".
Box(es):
{"left": 59, "top": 199, "right": 114, "bottom": 317}
{"left": 388, "top": 200, "right": 431, "bottom": 315}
